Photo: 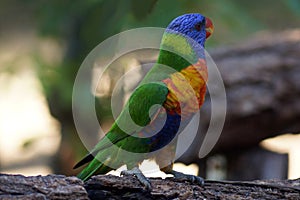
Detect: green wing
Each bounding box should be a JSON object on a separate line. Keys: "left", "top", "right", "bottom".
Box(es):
{"left": 110, "top": 82, "right": 168, "bottom": 139}
{"left": 74, "top": 82, "right": 168, "bottom": 174}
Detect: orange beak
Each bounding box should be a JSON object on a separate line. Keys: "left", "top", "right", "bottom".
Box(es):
{"left": 205, "top": 17, "right": 214, "bottom": 39}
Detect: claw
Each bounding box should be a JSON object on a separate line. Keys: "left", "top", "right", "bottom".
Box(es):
{"left": 121, "top": 167, "right": 152, "bottom": 190}
{"left": 170, "top": 170, "right": 205, "bottom": 186}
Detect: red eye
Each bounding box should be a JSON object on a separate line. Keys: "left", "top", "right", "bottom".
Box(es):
{"left": 195, "top": 23, "right": 202, "bottom": 31}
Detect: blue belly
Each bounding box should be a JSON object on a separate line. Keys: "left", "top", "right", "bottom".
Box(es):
{"left": 147, "top": 112, "right": 181, "bottom": 151}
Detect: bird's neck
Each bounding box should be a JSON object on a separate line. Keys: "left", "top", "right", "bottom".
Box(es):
{"left": 157, "top": 32, "right": 205, "bottom": 72}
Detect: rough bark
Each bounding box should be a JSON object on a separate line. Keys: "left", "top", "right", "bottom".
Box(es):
{"left": 0, "top": 174, "right": 300, "bottom": 200}
{"left": 0, "top": 174, "right": 88, "bottom": 200}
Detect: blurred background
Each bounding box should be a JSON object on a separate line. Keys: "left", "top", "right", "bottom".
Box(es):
{"left": 0, "top": 0, "right": 300, "bottom": 180}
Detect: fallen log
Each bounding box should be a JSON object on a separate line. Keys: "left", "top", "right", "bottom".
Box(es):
{"left": 1, "top": 173, "right": 300, "bottom": 199}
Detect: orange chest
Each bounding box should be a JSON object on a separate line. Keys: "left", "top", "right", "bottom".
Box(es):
{"left": 162, "top": 59, "right": 208, "bottom": 116}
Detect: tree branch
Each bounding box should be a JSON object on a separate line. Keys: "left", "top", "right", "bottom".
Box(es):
{"left": 1, "top": 173, "right": 300, "bottom": 199}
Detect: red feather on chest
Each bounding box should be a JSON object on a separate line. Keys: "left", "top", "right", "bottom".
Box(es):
{"left": 162, "top": 59, "right": 208, "bottom": 118}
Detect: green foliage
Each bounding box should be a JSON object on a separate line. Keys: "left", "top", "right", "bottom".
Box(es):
{"left": 285, "top": 0, "right": 300, "bottom": 16}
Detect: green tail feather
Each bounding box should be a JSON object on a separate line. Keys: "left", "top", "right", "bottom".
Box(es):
{"left": 77, "top": 159, "right": 112, "bottom": 181}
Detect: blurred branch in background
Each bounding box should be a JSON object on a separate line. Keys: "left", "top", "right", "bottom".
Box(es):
{"left": 178, "top": 29, "right": 300, "bottom": 180}
{"left": 0, "top": 0, "right": 299, "bottom": 180}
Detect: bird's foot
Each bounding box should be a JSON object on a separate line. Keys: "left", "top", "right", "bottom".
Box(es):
{"left": 121, "top": 167, "right": 152, "bottom": 190}
{"left": 170, "top": 170, "right": 204, "bottom": 186}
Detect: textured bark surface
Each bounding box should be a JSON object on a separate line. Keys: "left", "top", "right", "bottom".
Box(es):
{"left": 1, "top": 173, "right": 300, "bottom": 199}
{"left": 0, "top": 174, "right": 88, "bottom": 200}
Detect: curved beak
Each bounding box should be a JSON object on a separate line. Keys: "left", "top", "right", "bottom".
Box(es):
{"left": 205, "top": 17, "right": 214, "bottom": 39}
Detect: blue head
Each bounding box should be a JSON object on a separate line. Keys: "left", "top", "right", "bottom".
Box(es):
{"left": 158, "top": 13, "right": 213, "bottom": 68}
{"left": 166, "top": 13, "right": 213, "bottom": 47}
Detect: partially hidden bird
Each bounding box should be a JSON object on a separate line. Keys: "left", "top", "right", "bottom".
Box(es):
{"left": 74, "top": 13, "right": 214, "bottom": 189}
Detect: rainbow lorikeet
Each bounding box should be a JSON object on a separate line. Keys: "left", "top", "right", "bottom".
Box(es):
{"left": 74, "top": 13, "right": 214, "bottom": 189}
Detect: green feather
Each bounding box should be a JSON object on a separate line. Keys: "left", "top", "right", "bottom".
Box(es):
{"left": 75, "top": 82, "right": 168, "bottom": 180}
{"left": 75, "top": 26, "right": 196, "bottom": 181}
